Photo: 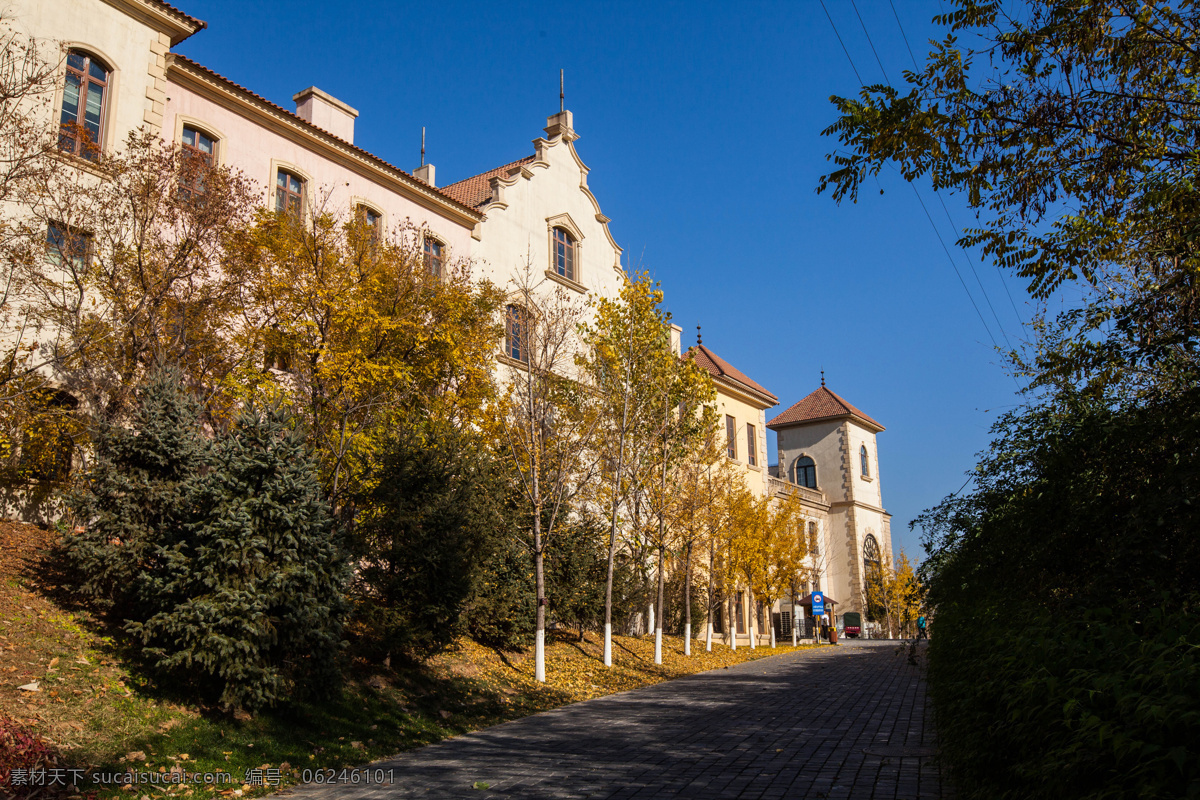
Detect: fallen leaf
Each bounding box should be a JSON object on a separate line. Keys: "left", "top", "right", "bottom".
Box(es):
{"left": 17, "top": 682, "right": 39, "bottom": 692}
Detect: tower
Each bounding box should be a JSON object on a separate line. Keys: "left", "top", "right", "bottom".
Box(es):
{"left": 767, "top": 385, "right": 891, "bottom": 620}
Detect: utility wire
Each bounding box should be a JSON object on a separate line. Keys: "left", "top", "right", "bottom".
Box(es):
{"left": 820, "top": 0, "right": 1007, "bottom": 353}
{"left": 818, "top": 0, "right": 864, "bottom": 85}
{"left": 888, "top": 1, "right": 1025, "bottom": 330}
{"left": 849, "top": 0, "right": 893, "bottom": 84}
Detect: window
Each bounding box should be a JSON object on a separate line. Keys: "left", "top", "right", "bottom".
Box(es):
{"left": 19, "top": 390, "right": 78, "bottom": 482}
{"left": 505, "top": 305, "right": 529, "bottom": 363}
{"left": 356, "top": 205, "right": 382, "bottom": 242}
{"left": 734, "top": 591, "right": 745, "bottom": 634}
{"left": 808, "top": 521, "right": 819, "bottom": 557}
{"left": 275, "top": 169, "right": 304, "bottom": 217}
{"left": 860, "top": 444, "right": 870, "bottom": 477}
{"left": 46, "top": 223, "right": 91, "bottom": 270}
{"left": 863, "top": 534, "right": 881, "bottom": 569}
{"left": 725, "top": 415, "right": 736, "bottom": 459}
{"left": 59, "top": 50, "right": 109, "bottom": 160}
{"left": 552, "top": 227, "right": 576, "bottom": 281}
{"left": 746, "top": 423, "right": 757, "bottom": 466}
{"left": 179, "top": 126, "right": 216, "bottom": 198}
{"left": 424, "top": 237, "right": 444, "bottom": 277}
{"left": 793, "top": 456, "right": 817, "bottom": 488}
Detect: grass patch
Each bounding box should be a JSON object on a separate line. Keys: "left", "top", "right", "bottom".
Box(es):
{"left": 1, "top": 520, "right": 814, "bottom": 798}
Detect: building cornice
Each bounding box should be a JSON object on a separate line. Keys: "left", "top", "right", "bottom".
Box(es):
{"left": 829, "top": 499, "right": 889, "bottom": 516}
{"left": 715, "top": 375, "right": 778, "bottom": 411}
{"left": 101, "top": 0, "right": 205, "bottom": 45}
{"left": 166, "top": 56, "right": 484, "bottom": 229}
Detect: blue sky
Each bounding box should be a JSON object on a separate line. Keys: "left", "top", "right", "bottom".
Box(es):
{"left": 176, "top": 0, "right": 1025, "bottom": 559}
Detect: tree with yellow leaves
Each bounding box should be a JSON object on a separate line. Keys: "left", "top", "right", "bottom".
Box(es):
{"left": 865, "top": 548, "right": 922, "bottom": 639}
{"left": 227, "top": 206, "right": 504, "bottom": 509}
{"left": 756, "top": 490, "right": 809, "bottom": 648}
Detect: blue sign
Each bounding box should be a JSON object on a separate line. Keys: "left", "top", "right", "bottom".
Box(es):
{"left": 811, "top": 592, "right": 825, "bottom": 616}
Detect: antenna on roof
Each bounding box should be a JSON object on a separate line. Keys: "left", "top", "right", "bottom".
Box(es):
{"left": 420, "top": 127, "right": 426, "bottom": 167}
{"left": 560, "top": 69, "right": 565, "bottom": 112}
{"left": 696, "top": 324, "right": 702, "bottom": 345}
{"left": 821, "top": 369, "right": 825, "bottom": 387}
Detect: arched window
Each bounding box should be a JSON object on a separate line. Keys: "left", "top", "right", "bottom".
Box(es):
{"left": 860, "top": 444, "right": 870, "bottom": 477}
{"left": 793, "top": 455, "right": 817, "bottom": 488}
{"left": 552, "top": 227, "right": 576, "bottom": 281}
{"left": 863, "top": 534, "right": 880, "bottom": 569}
{"left": 505, "top": 304, "right": 529, "bottom": 363}
{"left": 59, "top": 50, "right": 110, "bottom": 160}
{"left": 275, "top": 169, "right": 304, "bottom": 217}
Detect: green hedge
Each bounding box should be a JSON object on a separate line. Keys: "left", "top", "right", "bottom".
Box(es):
{"left": 929, "top": 600, "right": 1200, "bottom": 800}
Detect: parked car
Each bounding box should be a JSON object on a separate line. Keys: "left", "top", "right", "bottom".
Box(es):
{"left": 843, "top": 612, "right": 862, "bottom": 638}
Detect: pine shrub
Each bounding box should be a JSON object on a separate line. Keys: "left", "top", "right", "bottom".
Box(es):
{"left": 132, "top": 402, "right": 349, "bottom": 711}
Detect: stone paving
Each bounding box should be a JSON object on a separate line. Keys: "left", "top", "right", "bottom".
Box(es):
{"left": 284, "top": 639, "right": 949, "bottom": 799}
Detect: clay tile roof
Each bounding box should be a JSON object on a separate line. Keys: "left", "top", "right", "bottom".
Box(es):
{"left": 441, "top": 156, "right": 537, "bottom": 209}
{"left": 167, "top": 55, "right": 482, "bottom": 219}
{"left": 151, "top": 0, "right": 206, "bottom": 33}
{"left": 767, "top": 386, "right": 885, "bottom": 431}
{"left": 688, "top": 344, "right": 778, "bottom": 405}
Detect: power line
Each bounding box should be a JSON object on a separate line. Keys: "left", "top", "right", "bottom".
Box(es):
{"left": 848, "top": 0, "right": 892, "bottom": 84}
{"left": 886, "top": 3, "right": 1025, "bottom": 329}
{"left": 819, "top": 0, "right": 1008, "bottom": 353}
{"left": 889, "top": 0, "right": 920, "bottom": 70}
{"left": 909, "top": 183, "right": 1003, "bottom": 352}
{"left": 818, "top": 0, "right": 864, "bottom": 85}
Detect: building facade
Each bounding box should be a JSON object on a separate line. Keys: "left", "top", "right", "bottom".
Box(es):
{"left": 11, "top": 0, "right": 895, "bottom": 637}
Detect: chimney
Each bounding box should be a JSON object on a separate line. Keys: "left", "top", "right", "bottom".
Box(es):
{"left": 414, "top": 163, "right": 436, "bottom": 187}
{"left": 669, "top": 324, "right": 682, "bottom": 356}
{"left": 293, "top": 86, "right": 358, "bottom": 144}
{"left": 544, "top": 109, "right": 576, "bottom": 141}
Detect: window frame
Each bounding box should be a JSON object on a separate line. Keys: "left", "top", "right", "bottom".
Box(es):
{"left": 354, "top": 202, "right": 384, "bottom": 243}
{"left": 552, "top": 227, "right": 576, "bottom": 281}
{"left": 58, "top": 49, "right": 112, "bottom": 160}
{"left": 45, "top": 222, "right": 92, "bottom": 270}
{"left": 794, "top": 455, "right": 817, "bottom": 489}
{"left": 746, "top": 422, "right": 757, "bottom": 467}
{"left": 178, "top": 124, "right": 218, "bottom": 199}
{"left": 424, "top": 234, "right": 445, "bottom": 277}
{"left": 725, "top": 415, "right": 737, "bottom": 459}
{"left": 504, "top": 304, "right": 530, "bottom": 364}
{"left": 860, "top": 444, "right": 870, "bottom": 478}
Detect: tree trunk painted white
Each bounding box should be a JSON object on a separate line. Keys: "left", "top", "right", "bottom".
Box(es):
{"left": 603, "top": 622, "right": 612, "bottom": 666}
{"left": 684, "top": 622, "right": 692, "bottom": 655}
{"left": 792, "top": 602, "right": 799, "bottom": 647}
{"left": 729, "top": 595, "right": 737, "bottom": 650}
{"left": 748, "top": 591, "right": 756, "bottom": 649}
{"left": 534, "top": 628, "right": 545, "bottom": 682}
{"left": 770, "top": 618, "right": 776, "bottom": 648}
{"left": 648, "top": 602, "right": 655, "bottom": 637}
{"left": 705, "top": 620, "right": 713, "bottom": 652}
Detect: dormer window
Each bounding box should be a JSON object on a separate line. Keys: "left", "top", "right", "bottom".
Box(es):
{"left": 59, "top": 50, "right": 110, "bottom": 160}
{"left": 860, "top": 444, "right": 870, "bottom": 478}
{"left": 552, "top": 227, "right": 576, "bottom": 281}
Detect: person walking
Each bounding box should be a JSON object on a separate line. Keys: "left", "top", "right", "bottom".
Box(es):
{"left": 916, "top": 614, "right": 928, "bottom": 640}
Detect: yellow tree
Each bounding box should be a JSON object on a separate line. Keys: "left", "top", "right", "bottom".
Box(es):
{"left": 666, "top": 411, "right": 722, "bottom": 655}
{"left": 699, "top": 453, "right": 740, "bottom": 652}
{"left": 757, "top": 490, "right": 808, "bottom": 648}
{"left": 866, "top": 548, "right": 922, "bottom": 638}
{"left": 497, "top": 262, "right": 599, "bottom": 682}
{"left": 580, "top": 272, "right": 678, "bottom": 668}
{"left": 643, "top": 341, "right": 715, "bottom": 664}
{"left": 228, "top": 207, "right": 503, "bottom": 508}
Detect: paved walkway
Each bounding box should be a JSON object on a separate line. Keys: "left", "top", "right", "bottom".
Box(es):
{"left": 285, "top": 640, "right": 949, "bottom": 799}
